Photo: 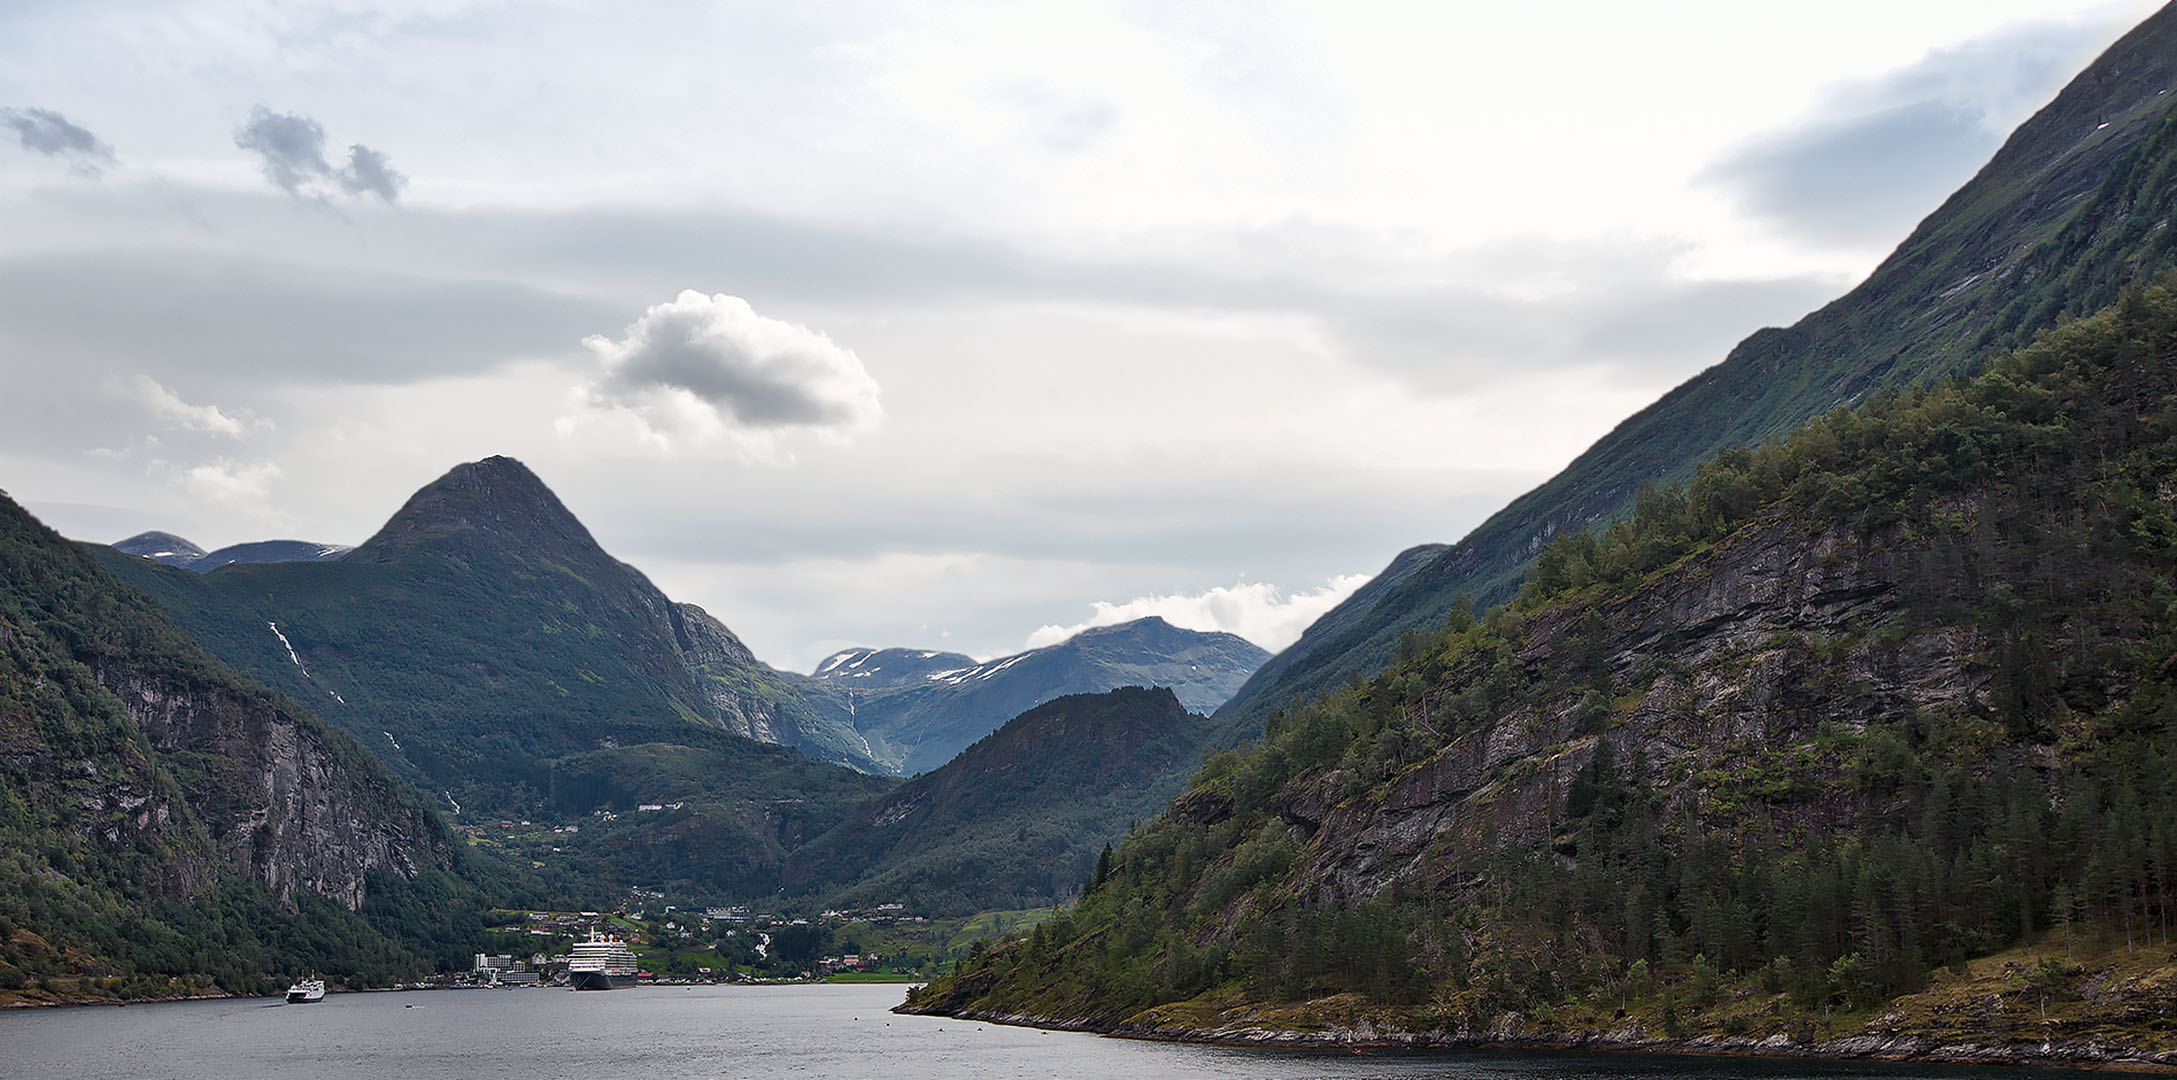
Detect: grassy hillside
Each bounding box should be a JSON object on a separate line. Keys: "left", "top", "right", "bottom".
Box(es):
{"left": 785, "top": 687, "right": 1216, "bottom": 914}
{"left": 909, "top": 281, "right": 2177, "bottom": 1062}
{"left": 1216, "top": 3, "right": 2177, "bottom": 734}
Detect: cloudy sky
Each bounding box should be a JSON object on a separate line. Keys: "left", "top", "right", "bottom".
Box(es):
{"left": 0, "top": 0, "right": 2161, "bottom": 672}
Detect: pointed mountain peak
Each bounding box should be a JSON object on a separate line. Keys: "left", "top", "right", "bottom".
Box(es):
{"left": 348, "top": 455, "right": 604, "bottom": 565}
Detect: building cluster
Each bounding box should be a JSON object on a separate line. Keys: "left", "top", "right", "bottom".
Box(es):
{"left": 815, "top": 903, "right": 922, "bottom": 926}
{"left": 814, "top": 954, "right": 873, "bottom": 975}
{"left": 517, "top": 910, "right": 616, "bottom": 938}
{"left": 467, "top": 953, "right": 545, "bottom": 986}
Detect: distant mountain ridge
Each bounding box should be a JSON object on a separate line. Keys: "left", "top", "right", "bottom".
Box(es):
{"left": 811, "top": 646, "right": 980, "bottom": 690}
{"left": 796, "top": 617, "right": 1269, "bottom": 776}
{"left": 113, "top": 530, "right": 351, "bottom": 573}
{"left": 1215, "top": 4, "right": 2177, "bottom": 732}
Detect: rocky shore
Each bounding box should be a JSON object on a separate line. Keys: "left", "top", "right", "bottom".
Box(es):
{"left": 897, "top": 1001, "right": 2177, "bottom": 1072}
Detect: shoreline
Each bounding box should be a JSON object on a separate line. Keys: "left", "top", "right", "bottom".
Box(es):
{"left": 899, "top": 1003, "right": 2177, "bottom": 1073}
{"left": 3, "top": 976, "right": 919, "bottom": 1010}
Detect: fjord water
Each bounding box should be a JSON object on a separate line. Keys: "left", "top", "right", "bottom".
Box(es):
{"left": 0, "top": 984, "right": 2094, "bottom": 1080}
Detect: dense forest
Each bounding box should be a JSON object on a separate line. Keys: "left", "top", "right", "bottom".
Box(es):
{"left": 910, "top": 280, "right": 2177, "bottom": 1052}
{"left": 784, "top": 687, "right": 1216, "bottom": 915}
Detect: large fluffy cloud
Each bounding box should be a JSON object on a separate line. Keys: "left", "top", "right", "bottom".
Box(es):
{"left": 576, "top": 291, "right": 882, "bottom": 454}
{"left": 1026, "top": 574, "right": 1373, "bottom": 652}
{"left": 234, "top": 106, "right": 405, "bottom": 202}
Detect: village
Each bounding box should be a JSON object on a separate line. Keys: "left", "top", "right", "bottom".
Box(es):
{"left": 443, "top": 899, "right": 1050, "bottom": 990}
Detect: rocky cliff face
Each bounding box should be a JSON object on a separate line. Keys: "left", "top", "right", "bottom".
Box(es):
{"left": 97, "top": 661, "right": 443, "bottom": 909}
{"left": 1289, "top": 517, "right": 1986, "bottom": 906}
{"left": 674, "top": 602, "right": 784, "bottom": 743}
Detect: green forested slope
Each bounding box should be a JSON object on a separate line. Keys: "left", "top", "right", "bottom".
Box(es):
{"left": 0, "top": 492, "right": 522, "bottom": 1002}
{"left": 910, "top": 282, "right": 2177, "bottom": 1058}
{"left": 1216, "top": 2, "right": 2177, "bottom": 736}
{"left": 785, "top": 687, "right": 1214, "bottom": 914}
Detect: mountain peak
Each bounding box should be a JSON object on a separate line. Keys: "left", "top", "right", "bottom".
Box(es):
{"left": 347, "top": 455, "right": 602, "bottom": 565}
{"left": 1072, "top": 615, "right": 1175, "bottom": 639}
{"left": 811, "top": 645, "right": 980, "bottom": 687}
{"left": 1068, "top": 615, "right": 1259, "bottom": 653}
{"left": 112, "top": 530, "right": 208, "bottom": 567}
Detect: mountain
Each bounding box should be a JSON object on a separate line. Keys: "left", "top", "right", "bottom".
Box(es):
{"left": 0, "top": 490, "right": 501, "bottom": 1002}
{"left": 194, "top": 539, "right": 353, "bottom": 571}
{"left": 785, "top": 686, "right": 1216, "bottom": 914}
{"left": 112, "top": 530, "right": 207, "bottom": 567}
{"left": 112, "top": 531, "right": 351, "bottom": 572}
{"left": 810, "top": 646, "right": 980, "bottom": 690}
{"left": 93, "top": 456, "right": 895, "bottom": 898}
{"left": 799, "top": 617, "right": 1269, "bottom": 776}
{"left": 1215, "top": 4, "right": 2177, "bottom": 734}
{"left": 907, "top": 283, "right": 2177, "bottom": 1062}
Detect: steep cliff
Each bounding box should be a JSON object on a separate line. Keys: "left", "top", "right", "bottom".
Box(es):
{"left": 0, "top": 490, "right": 475, "bottom": 999}
{"left": 908, "top": 281, "right": 2177, "bottom": 1065}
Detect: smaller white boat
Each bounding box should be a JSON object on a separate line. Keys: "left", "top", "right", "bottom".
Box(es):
{"left": 285, "top": 978, "right": 326, "bottom": 1004}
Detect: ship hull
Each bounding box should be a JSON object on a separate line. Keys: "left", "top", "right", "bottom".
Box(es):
{"left": 570, "top": 971, "right": 639, "bottom": 990}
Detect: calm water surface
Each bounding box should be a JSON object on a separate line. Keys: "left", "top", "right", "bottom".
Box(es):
{"left": 0, "top": 983, "right": 2097, "bottom": 1080}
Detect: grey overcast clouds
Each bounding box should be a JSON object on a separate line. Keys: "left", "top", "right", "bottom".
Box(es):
{"left": 0, "top": 0, "right": 2160, "bottom": 672}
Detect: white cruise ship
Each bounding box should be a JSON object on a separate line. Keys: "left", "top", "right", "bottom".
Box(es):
{"left": 285, "top": 978, "right": 326, "bottom": 1003}
{"left": 567, "top": 931, "right": 640, "bottom": 990}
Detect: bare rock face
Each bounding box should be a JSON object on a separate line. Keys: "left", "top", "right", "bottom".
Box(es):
{"left": 98, "top": 661, "right": 447, "bottom": 910}
{"left": 1293, "top": 517, "right": 1991, "bottom": 907}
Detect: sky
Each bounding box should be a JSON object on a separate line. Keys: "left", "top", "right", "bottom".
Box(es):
{"left": 0, "top": 0, "right": 2163, "bottom": 673}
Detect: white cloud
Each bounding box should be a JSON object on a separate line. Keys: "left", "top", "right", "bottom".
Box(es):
{"left": 1026, "top": 573, "right": 1372, "bottom": 652}
{"left": 123, "top": 375, "right": 250, "bottom": 437}
{"left": 576, "top": 291, "right": 882, "bottom": 456}
{"left": 181, "top": 459, "right": 282, "bottom": 508}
